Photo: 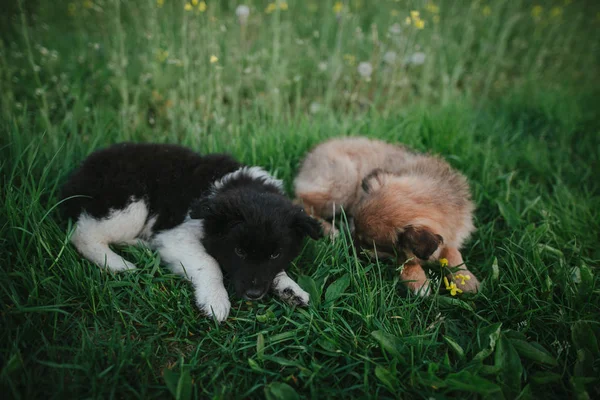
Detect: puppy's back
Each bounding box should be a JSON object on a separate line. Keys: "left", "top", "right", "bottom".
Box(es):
{"left": 61, "top": 143, "right": 241, "bottom": 230}
{"left": 294, "top": 137, "right": 415, "bottom": 217}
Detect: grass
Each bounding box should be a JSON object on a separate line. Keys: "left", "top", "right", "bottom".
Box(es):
{"left": 1, "top": 0, "right": 600, "bottom": 398}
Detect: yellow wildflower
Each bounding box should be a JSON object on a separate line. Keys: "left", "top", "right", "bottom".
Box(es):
{"left": 482, "top": 5, "right": 491, "bottom": 16}
{"left": 550, "top": 7, "right": 563, "bottom": 18}
{"left": 455, "top": 274, "right": 471, "bottom": 286}
{"left": 414, "top": 18, "right": 425, "bottom": 29}
{"left": 198, "top": 1, "right": 207, "bottom": 12}
{"left": 210, "top": 55, "right": 218, "bottom": 63}
{"left": 184, "top": 3, "right": 193, "bottom": 11}
{"left": 444, "top": 277, "right": 463, "bottom": 296}
{"left": 425, "top": 3, "right": 439, "bottom": 14}
{"left": 439, "top": 258, "right": 449, "bottom": 268}
{"left": 343, "top": 54, "right": 356, "bottom": 66}
{"left": 156, "top": 49, "right": 169, "bottom": 62}
{"left": 192, "top": 0, "right": 198, "bottom": 5}
{"left": 265, "top": 3, "right": 276, "bottom": 13}
{"left": 333, "top": 2, "right": 343, "bottom": 14}
{"left": 410, "top": 10, "right": 420, "bottom": 19}
{"left": 83, "top": 0, "right": 93, "bottom": 9}
{"left": 156, "top": 0, "right": 164, "bottom": 7}
{"left": 67, "top": 2, "right": 77, "bottom": 16}
{"left": 531, "top": 5, "right": 543, "bottom": 18}
{"left": 405, "top": 16, "right": 411, "bottom": 25}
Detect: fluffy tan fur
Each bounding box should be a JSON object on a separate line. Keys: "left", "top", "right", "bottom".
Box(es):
{"left": 294, "top": 137, "right": 480, "bottom": 295}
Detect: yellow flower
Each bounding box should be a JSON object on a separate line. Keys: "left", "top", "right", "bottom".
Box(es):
{"left": 425, "top": 3, "right": 439, "bottom": 14}
{"left": 414, "top": 18, "right": 425, "bottom": 29}
{"left": 67, "top": 2, "right": 77, "bottom": 16}
{"left": 439, "top": 258, "right": 449, "bottom": 267}
{"left": 333, "top": 2, "right": 343, "bottom": 14}
{"left": 444, "top": 277, "right": 463, "bottom": 296}
{"left": 455, "top": 274, "right": 471, "bottom": 286}
{"left": 482, "top": 5, "right": 491, "bottom": 16}
{"left": 550, "top": 7, "right": 563, "bottom": 18}
{"left": 184, "top": 3, "right": 192, "bottom": 11}
{"left": 198, "top": 1, "right": 207, "bottom": 12}
{"left": 156, "top": 49, "right": 169, "bottom": 62}
{"left": 410, "top": 10, "right": 420, "bottom": 19}
{"left": 343, "top": 54, "right": 356, "bottom": 66}
{"left": 265, "top": 3, "right": 276, "bottom": 13}
{"left": 156, "top": 0, "right": 164, "bottom": 7}
{"left": 405, "top": 16, "right": 411, "bottom": 25}
{"left": 210, "top": 55, "right": 218, "bottom": 63}
{"left": 83, "top": 0, "right": 93, "bottom": 9}
{"left": 279, "top": 1, "right": 288, "bottom": 10}
{"left": 531, "top": 5, "right": 543, "bottom": 18}
{"left": 192, "top": 0, "right": 198, "bottom": 5}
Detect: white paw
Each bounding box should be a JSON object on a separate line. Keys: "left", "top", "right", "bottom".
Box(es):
{"left": 277, "top": 285, "right": 310, "bottom": 307}
{"left": 413, "top": 281, "right": 432, "bottom": 297}
{"left": 197, "top": 288, "right": 231, "bottom": 322}
{"left": 105, "top": 260, "right": 137, "bottom": 273}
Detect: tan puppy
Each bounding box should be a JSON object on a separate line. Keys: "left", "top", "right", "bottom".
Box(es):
{"left": 294, "top": 137, "right": 480, "bottom": 296}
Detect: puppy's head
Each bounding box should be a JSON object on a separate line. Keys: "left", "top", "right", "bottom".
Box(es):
{"left": 354, "top": 169, "right": 443, "bottom": 261}
{"left": 190, "top": 190, "right": 322, "bottom": 300}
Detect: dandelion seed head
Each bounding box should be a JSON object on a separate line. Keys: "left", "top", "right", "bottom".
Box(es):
{"left": 236, "top": 5, "right": 250, "bottom": 24}
{"left": 383, "top": 51, "right": 397, "bottom": 64}
{"left": 357, "top": 62, "right": 373, "bottom": 78}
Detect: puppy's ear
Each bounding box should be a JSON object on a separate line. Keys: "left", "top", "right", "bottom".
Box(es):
{"left": 293, "top": 211, "right": 323, "bottom": 240}
{"left": 361, "top": 169, "right": 386, "bottom": 194}
{"left": 397, "top": 226, "right": 443, "bottom": 260}
{"left": 189, "top": 198, "right": 213, "bottom": 219}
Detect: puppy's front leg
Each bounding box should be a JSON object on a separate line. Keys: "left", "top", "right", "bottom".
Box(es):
{"left": 441, "top": 247, "right": 480, "bottom": 293}
{"left": 272, "top": 271, "right": 310, "bottom": 307}
{"left": 153, "top": 221, "right": 231, "bottom": 322}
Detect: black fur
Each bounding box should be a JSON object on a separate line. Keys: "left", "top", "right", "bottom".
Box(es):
{"left": 191, "top": 187, "right": 321, "bottom": 298}
{"left": 61, "top": 142, "right": 241, "bottom": 231}
{"left": 61, "top": 142, "right": 322, "bottom": 299}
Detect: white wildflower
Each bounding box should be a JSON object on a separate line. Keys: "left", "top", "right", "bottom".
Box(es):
{"left": 383, "top": 51, "right": 397, "bottom": 65}
{"left": 389, "top": 23, "right": 402, "bottom": 35}
{"left": 357, "top": 62, "right": 373, "bottom": 78}
{"left": 309, "top": 102, "right": 321, "bottom": 114}
{"left": 236, "top": 5, "right": 250, "bottom": 24}
{"left": 407, "top": 52, "right": 426, "bottom": 65}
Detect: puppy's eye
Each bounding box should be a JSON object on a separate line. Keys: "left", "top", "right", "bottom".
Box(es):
{"left": 235, "top": 247, "right": 247, "bottom": 258}
{"left": 270, "top": 252, "right": 280, "bottom": 260}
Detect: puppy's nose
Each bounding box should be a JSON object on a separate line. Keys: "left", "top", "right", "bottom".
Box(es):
{"left": 244, "top": 287, "right": 265, "bottom": 300}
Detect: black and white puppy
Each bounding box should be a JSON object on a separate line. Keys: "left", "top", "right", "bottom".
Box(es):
{"left": 61, "top": 143, "right": 321, "bottom": 322}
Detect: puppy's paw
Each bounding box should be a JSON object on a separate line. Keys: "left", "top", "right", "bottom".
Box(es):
{"left": 106, "top": 260, "right": 138, "bottom": 273}
{"left": 197, "top": 288, "right": 231, "bottom": 322}
{"left": 412, "top": 281, "right": 432, "bottom": 297}
{"left": 280, "top": 286, "right": 310, "bottom": 306}
{"left": 448, "top": 271, "right": 481, "bottom": 294}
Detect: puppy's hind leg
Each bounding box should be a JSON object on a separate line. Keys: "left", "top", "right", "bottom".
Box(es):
{"left": 152, "top": 219, "right": 231, "bottom": 322}
{"left": 441, "top": 247, "right": 480, "bottom": 293}
{"left": 70, "top": 206, "right": 147, "bottom": 272}
{"left": 272, "top": 271, "right": 310, "bottom": 306}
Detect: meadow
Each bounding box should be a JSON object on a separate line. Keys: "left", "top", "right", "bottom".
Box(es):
{"left": 1, "top": 0, "right": 599, "bottom": 398}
